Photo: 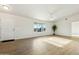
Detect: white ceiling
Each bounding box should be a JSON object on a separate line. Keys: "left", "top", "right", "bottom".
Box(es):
{"left": 0, "top": 4, "right": 79, "bottom": 21}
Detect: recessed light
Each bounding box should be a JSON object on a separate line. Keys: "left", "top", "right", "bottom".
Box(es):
{"left": 3, "top": 5, "right": 9, "bottom": 10}
{"left": 0, "top": 4, "right": 9, "bottom": 10}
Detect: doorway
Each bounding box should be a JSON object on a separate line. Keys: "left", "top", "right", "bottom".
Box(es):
{"left": 71, "top": 21, "right": 79, "bottom": 37}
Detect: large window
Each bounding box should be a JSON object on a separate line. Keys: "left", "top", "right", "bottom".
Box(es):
{"left": 34, "top": 22, "right": 46, "bottom": 32}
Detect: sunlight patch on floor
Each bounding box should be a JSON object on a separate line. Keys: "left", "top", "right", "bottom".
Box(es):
{"left": 43, "top": 37, "right": 72, "bottom": 47}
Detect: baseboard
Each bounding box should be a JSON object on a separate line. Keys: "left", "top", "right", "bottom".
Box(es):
{"left": 0, "top": 34, "right": 53, "bottom": 41}
{"left": 1, "top": 34, "right": 78, "bottom": 42}
{"left": 56, "top": 35, "right": 79, "bottom": 39}
{"left": 15, "top": 35, "right": 52, "bottom": 40}
{"left": 1, "top": 39, "right": 15, "bottom": 43}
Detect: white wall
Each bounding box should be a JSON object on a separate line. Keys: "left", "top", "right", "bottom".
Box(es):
{"left": 0, "top": 12, "right": 53, "bottom": 41}
{"left": 14, "top": 15, "right": 53, "bottom": 39}
{"left": 0, "top": 15, "right": 14, "bottom": 40}
{"left": 54, "top": 13, "right": 79, "bottom": 36}
{"left": 54, "top": 18, "right": 72, "bottom": 36}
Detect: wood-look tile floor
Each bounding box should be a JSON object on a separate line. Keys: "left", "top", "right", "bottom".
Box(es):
{"left": 0, "top": 36, "right": 79, "bottom": 55}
